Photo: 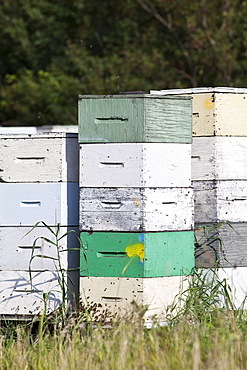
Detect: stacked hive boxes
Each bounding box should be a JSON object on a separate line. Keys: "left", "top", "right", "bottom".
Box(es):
{"left": 0, "top": 133, "right": 79, "bottom": 317}
{"left": 151, "top": 87, "right": 247, "bottom": 307}
{"left": 78, "top": 94, "right": 194, "bottom": 322}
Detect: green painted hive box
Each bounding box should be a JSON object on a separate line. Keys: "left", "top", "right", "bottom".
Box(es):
{"left": 80, "top": 231, "right": 194, "bottom": 278}
{"left": 78, "top": 94, "right": 192, "bottom": 143}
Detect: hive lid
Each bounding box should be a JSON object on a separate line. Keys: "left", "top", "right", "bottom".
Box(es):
{"left": 78, "top": 93, "right": 191, "bottom": 100}
{"left": 150, "top": 87, "right": 247, "bottom": 95}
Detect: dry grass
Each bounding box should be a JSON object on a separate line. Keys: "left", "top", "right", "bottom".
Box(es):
{"left": 1, "top": 305, "right": 247, "bottom": 369}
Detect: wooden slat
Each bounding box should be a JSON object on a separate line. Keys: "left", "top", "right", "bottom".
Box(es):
{"left": 0, "top": 182, "right": 79, "bottom": 226}
{"left": 195, "top": 244, "right": 217, "bottom": 268}
{"left": 194, "top": 181, "right": 217, "bottom": 223}
{"left": 192, "top": 137, "right": 215, "bottom": 181}
{"left": 80, "top": 275, "right": 189, "bottom": 322}
{"left": 151, "top": 87, "right": 247, "bottom": 94}
{"left": 79, "top": 187, "right": 193, "bottom": 232}
{"left": 0, "top": 134, "right": 78, "bottom": 182}
{"left": 78, "top": 95, "right": 192, "bottom": 143}
{"left": 144, "top": 98, "right": 192, "bottom": 143}
{"left": 192, "top": 93, "right": 216, "bottom": 136}
{"left": 79, "top": 143, "right": 191, "bottom": 188}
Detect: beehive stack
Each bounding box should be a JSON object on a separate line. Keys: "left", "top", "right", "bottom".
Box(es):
{"left": 0, "top": 133, "right": 79, "bottom": 317}
{"left": 78, "top": 94, "right": 194, "bottom": 322}
{"left": 151, "top": 87, "right": 247, "bottom": 307}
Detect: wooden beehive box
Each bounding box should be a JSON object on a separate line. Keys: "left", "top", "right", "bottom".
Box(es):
{"left": 80, "top": 275, "right": 189, "bottom": 323}
{"left": 78, "top": 94, "right": 192, "bottom": 143}
{"left": 80, "top": 231, "right": 194, "bottom": 278}
{"left": 0, "top": 226, "right": 79, "bottom": 271}
{"left": 0, "top": 133, "right": 79, "bottom": 183}
{"left": 194, "top": 180, "right": 247, "bottom": 223}
{"left": 192, "top": 137, "right": 247, "bottom": 181}
{"left": 79, "top": 187, "right": 193, "bottom": 232}
{"left": 0, "top": 270, "right": 62, "bottom": 317}
{"left": 0, "top": 182, "right": 79, "bottom": 226}
{"left": 79, "top": 143, "right": 191, "bottom": 188}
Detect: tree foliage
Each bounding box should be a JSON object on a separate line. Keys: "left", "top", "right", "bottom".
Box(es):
{"left": 0, "top": 0, "right": 246, "bottom": 126}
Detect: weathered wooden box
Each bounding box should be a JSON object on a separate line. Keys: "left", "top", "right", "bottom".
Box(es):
{"left": 80, "top": 231, "right": 194, "bottom": 278}
{"left": 80, "top": 275, "right": 189, "bottom": 322}
{"left": 195, "top": 223, "right": 247, "bottom": 268}
{"left": 194, "top": 180, "right": 247, "bottom": 223}
{"left": 0, "top": 182, "right": 79, "bottom": 226}
{"left": 78, "top": 94, "right": 192, "bottom": 143}
{"left": 79, "top": 187, "right": 193, "bottom": 232}
{"left": 151, "top": 87, "right": 247, "bottom": 136}
{"left": 192, "top": 137, "right": 247, "bottom": 181}
{"left": 0, "top": 133, "right": 79, "bottom": 182}
{"left": 80, "top": 143, "right": 191, "bottom": 188}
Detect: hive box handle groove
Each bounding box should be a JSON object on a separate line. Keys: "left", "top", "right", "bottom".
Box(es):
{"left": 100, "top": 201, "right": 122, "bottom": 209}
{"left": 95, "top": 117, "right": 128, "bottom": 124}
{"left": 99, "top": 162, "right": 124, "bottom": 168}
{"left": 13, "top": 289, "right": 43, "bottom": 293}
{"left": 20, "top": 201, "right": 41, "bottom": 207}
{"left": 101, "top": 296, "right": 123, "bottom": 302}
{"left": 161, "top": 202, "right": 177, "bottom": 205}
{"left": 97, "top": 252, "right": 126, "bottom": 258}
{"left": 15, "top": 157, "right": 46, "bottom": 163}
{"left": 18, "top": 245, "right": 41, "bottom": 249}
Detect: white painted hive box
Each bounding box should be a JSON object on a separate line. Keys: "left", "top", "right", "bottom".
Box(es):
{"left": 0, "top": 226, "right": 79, "bottom": 271}
{"left": 80, "top": 143, "right": 191, "bottom": 188}
{"left": 0, "top": 270, "right": 63, "bottom": 317}
{"left": 192, "top": 137, "right": 247, "bottom": 181}
{"left": 80, "top": 276, "right": 189, "bottom": 323}
{"left": 0, "top": 182, "right": 79, "bottom": 226}
{"left": 0, "top": 133, "right": 79, "bottom": 182}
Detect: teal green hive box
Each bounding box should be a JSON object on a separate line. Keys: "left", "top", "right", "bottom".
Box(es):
{"left": 80, "top": 231, "right": 194, "bottom": 278}
{"left": 78, "top": 94, "right": 192, "bottom": 143}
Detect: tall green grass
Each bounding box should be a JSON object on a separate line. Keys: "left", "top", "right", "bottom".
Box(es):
{"left": 1, "top": 305, "right": 247, "bottom": 369}
{"left": 1, "top": 266, "right": 247, "bottom": 370}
